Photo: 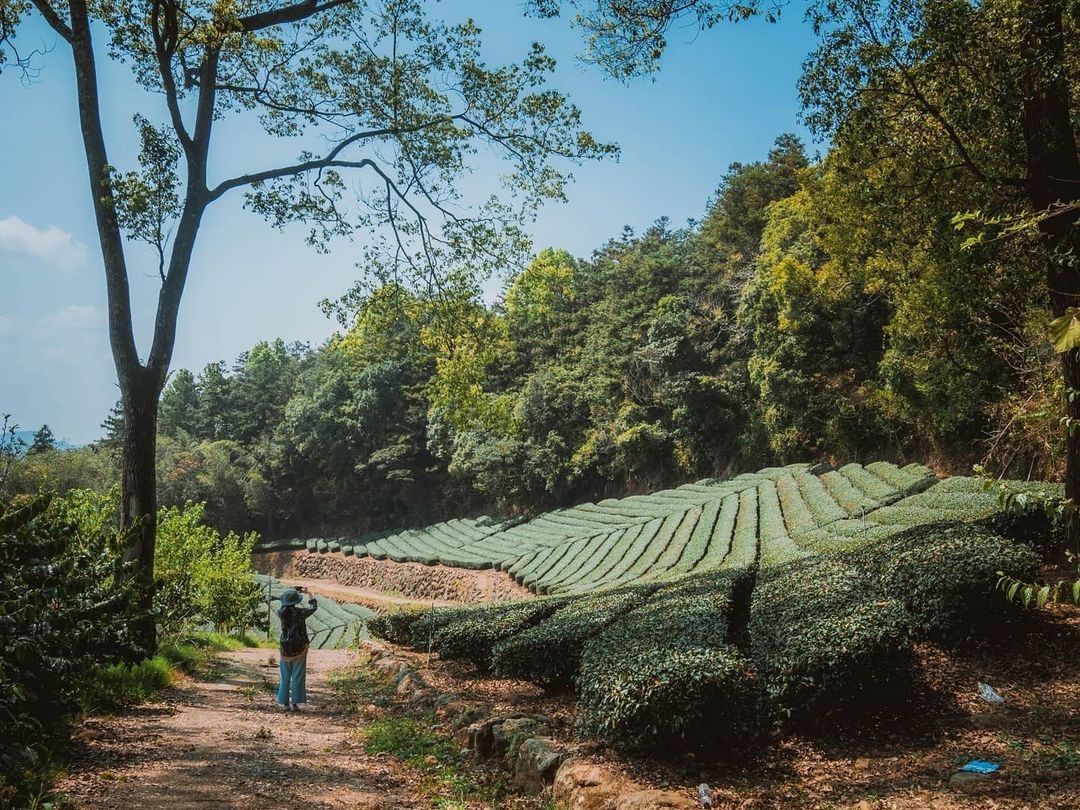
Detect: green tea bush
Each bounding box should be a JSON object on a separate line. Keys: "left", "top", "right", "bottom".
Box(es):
{"left": 428, "top": 596, "right": 571, "bottom": 669}
{"left": 576, "top": 568, "right": 756, "bottom": 747}
{"left": 0, "top": 494, "right": 146, "bottom": 805}
{"left": 491, "top": 584, "right": 656, "bottom": 687}
{"left": 749, "top": 556, "right": 912, "bottom": 723}
{"left": 981, "top": 502, "right": 1066, "bottom": 559}
{"left": 853, "top": 523, "right": 1040, "bottom": 642}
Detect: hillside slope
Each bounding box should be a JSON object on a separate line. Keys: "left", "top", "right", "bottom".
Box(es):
{"left": 282, "top": 461, "right": 1052, "bottom": 595}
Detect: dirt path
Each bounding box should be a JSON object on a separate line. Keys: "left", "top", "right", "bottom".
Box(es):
{"left": 56, "top": 649, "right": 425, "bottom": 809}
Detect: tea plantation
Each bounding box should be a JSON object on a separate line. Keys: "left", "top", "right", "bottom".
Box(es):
{"left": 254, "top": 575, "right": 374, "bottom": 649}
{"left": 293, "top": 461, "right": 1032, "bottom": 592}
{"left": 352, "top": 462, "right": 1056, "bottom": 748}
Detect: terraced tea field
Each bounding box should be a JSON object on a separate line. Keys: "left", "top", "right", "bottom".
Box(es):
{"left": 361, "top": 462, "right": 1055, "bottom": 747}
{"left": 285, "top": 461, "right": 1016, "bottom": 594}
{"left": 254, "top": 574, "right": 375, "bottom": 649}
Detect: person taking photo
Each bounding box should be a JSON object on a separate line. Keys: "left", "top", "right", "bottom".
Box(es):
{"left": 276, "top": 588, "right": 318, "bottom": 711}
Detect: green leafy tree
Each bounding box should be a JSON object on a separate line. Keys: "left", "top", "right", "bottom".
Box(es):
{"left": 27, "top": 424, "right": 56, "bottom": 454}
{"left": 0, "top": 0, "right": 613, "bottom": 646}
{"left": 798, "top": 0, "right": 1079, "bottom": 533}
{"left": 159, "top": 369, "right": 201, "bottom": 438}
{"left": 154, "top": 502, "right": 261, "bottom": 637}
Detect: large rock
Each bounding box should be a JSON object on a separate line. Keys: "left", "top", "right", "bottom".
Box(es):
{"left": 492, "top": 715, "right": 551, "bottom": 764}
{"left": 616, "top": 789, "right": 699, "bottom": 809}
{"left": 394, "top": 671, "right": 428, "bottom": 696}
{"left": 552, "top": 759, "right": 624, "bottom": 810}
{"left": 370, "top": 657, "right": 408, "bottom": 680}
{"left": 552, "top": 758, "right": 700, "bottom": 810}
{"left": 461, "top": 718, "right": 500, "bottom": 758}
{"left": 512, "top": 736, "right": 567, "bottom": 794}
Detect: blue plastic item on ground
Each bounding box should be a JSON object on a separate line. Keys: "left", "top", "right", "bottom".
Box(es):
{"left": 959, "top": 759, "right": 999, "bottom": 774}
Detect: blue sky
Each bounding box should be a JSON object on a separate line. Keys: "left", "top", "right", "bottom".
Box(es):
{"left": 0, "top": 3, "right": 819, "bottom": 444}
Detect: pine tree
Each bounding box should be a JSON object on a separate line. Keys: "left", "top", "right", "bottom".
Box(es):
{"left": 28, "top": 424, "right": 57, "bottom": 454}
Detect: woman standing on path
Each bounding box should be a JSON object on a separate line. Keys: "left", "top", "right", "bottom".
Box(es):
{"left": 277, "top": 588, "right": 318, "bottom": 711}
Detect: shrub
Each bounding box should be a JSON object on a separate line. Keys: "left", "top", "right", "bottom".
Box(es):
{"left": 749, "top": 555, "right": 912, "bottom": 723}
{"left": 491, "top": 583, "right": 656, "bottom": 687}
{"left": 576, "top": 568, "right": 756, "bottom": 748}
{"left": 430, "top": 596, "right": 570, "bottom": 668}
{"left": 155, "top": 503, "right": 263, "bottom": 637}
{"left": 981, "top": 503, "right": 1066, "bottom": 560}
{"left": 0, "top": 494, "right": 146, "bottom": 804}
{"left": 368, "top": 608, "right": 428, "bottom": 645}
{"left": 854, "top": 523, "right": 1040, "bottom": 642}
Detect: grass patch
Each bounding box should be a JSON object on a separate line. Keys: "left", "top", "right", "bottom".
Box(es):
{"left": 79, "top": 631, "right": 259, "bottom": 712}
{"left": 362, "top": 716, "right": 510, "bottom": 807}
{"left": 80, "top": 654, "right": 177, "bottom": 713}
{"left": 328, "top": 664, "right": 396, "bottom": 713}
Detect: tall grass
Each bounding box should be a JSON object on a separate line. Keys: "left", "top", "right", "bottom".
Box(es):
{"left": 79, "top": 631, "right": 258, "bottom": 712}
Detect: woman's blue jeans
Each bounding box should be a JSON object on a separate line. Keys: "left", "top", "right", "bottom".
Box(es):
{"left": 277, "top": 650, "right": 308, "bottom": 706}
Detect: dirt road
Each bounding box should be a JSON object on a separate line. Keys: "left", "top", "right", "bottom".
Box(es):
{"left": 56, "top": 649, "right": 425, "bottom": 809}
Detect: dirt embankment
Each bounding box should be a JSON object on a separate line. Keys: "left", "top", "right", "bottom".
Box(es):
{"left": 254, "top": 550, "right": 531, "bottom": 605}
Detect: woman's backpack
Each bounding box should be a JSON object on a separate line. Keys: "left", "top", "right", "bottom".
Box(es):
{"left": 279, "top": 606, "right": 309, "bottom": 657}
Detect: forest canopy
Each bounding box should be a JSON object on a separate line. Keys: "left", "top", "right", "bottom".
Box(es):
{"left": 12, "top": 128, "right": 1059, "bottom": 538}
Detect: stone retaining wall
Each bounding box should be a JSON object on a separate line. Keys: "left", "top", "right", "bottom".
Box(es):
{"left": 360, "top": 641, "right": 700, "bottom": 809}
{"left": 254, "top": 550, "right": 530, "bottom": 603}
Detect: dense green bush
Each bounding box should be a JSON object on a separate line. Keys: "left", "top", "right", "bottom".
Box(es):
{"left": 576, "top": 568, "right": 756, "bottom": 747}
{"left": 367, "top": 607, "right": 427, "bottom": 645}
{"left": 981, "top": 502, "right": 1066, "bottom": 560}
{"left": 428, "top": 596, "right": 571, "bottom": 669}
{"left": 491, "top": 583, "right": 656, "bottom": 687}
{"left": 0, "top": 494, "right": 146, "bottom": 806}
{"left": 854, "top": 523, "right": 1040, "bottom": 642}
{"left": 749, "top": 556, "right": 912, "bottom": 722}
{"left": 155, "top": 503, "right": 263, "bottom": 638}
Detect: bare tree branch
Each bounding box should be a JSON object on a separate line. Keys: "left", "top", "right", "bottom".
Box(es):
{"left": 29, "top": 0, "right": 71, "bottom": 43}
{"left": 206, "top": 117, "right": 460, "bottom": 200}
{"left": 151, "top": 0, "right": 193, "bottom": 150}
{"left": 239, "top": 0, "right": 353, "bottom": 33}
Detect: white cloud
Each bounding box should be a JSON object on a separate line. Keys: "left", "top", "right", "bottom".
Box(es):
{"left": 0, "top": 215, "right": 87, "bottom": 268}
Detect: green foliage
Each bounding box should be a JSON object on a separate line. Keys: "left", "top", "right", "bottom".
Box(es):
{"left": 80, "top": 632, "right": 253, "bottom": 713}
{"left": 749, "top": 555, "right": 913, "bottom": 722}
{"left": 411, "top": 597, "right": 571, "bottom": 670}
{"left": 80, "top": 655, "right": 176, "bottom": 712}
{"left": 0, "top": 494, "right": 146, "bottom": 805}
{"left": 855, "top": 524, "right": 1041, "bottom": 642}
{"left": 576, "top": 568, "right": 756, "bottom": 746}
{"left": 367, "top": 608, "right": 427, "bottom": 646}
{"left": 491, "top": 584, "right": 655, "bottom": 687}
{"left": 1049, "top": 308, "right": 1080, "bottom": 354}
{"left": 155, "top": 503, "right": 262, "bottom": 638}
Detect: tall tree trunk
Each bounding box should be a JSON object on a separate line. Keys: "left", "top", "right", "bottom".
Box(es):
{"left": 1019, "top": 0, "right": 1080, "bottom": 544}
{"left": 120, "top": 369, "right": 163, "bottom": 647}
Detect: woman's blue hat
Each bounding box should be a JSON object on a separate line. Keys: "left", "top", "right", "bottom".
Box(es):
{"left": 279, "top": 588, "right": 302, "bottom": 606}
